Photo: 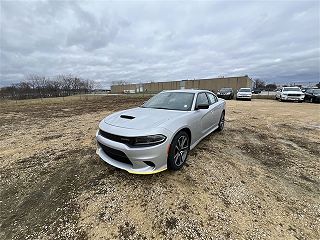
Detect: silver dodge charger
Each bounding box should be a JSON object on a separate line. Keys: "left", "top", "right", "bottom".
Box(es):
{"left": 96, "top": 90, "right": 226, "bottom": 174}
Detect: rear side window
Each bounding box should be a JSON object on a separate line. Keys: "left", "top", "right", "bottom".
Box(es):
{"left": 196, "top": 93, "right": 209, "bottom": 106}
{"left": 206, "top": 93, "right": 218, "bottom": 104}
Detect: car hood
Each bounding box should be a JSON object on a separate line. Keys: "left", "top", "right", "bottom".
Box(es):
{"left": 282, "top": 91, "right": 303, "bottom": 94}
{"left": 104, "top": 107, "right": 188, "bottom": 130}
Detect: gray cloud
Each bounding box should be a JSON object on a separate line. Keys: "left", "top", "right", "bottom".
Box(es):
{"left": 0, "top": 0, "right": 319, "bottom": 88}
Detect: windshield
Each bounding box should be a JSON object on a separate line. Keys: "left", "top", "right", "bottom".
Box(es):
{"left": 142, "top": 92, "right": 195, "bottom": 111}
{"left": 283, "top": 87, "right": 301, "bottom": 91}
{"left": 220, "top": 88, "right": 232, "bottom": 92}
{"left": 239, "top": 88, "right": 251, "bottom": 92}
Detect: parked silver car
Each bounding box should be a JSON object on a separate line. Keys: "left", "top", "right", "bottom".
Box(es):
{"left": 96, "top": 90, "right": 226, "bottom": 174}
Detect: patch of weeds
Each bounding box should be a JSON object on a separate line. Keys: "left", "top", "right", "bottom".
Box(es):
{"left": 165, "top": 216, "right": 178, "bottom": 230}
{"left": 118, "top": 222, "right": 146, "bottom": 240}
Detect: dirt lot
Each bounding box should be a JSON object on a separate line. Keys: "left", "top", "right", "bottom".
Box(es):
{"left": 0, "top": 95, "right": 319, "bottom": 240}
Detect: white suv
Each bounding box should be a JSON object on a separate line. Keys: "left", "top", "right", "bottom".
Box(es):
{"left": 275, "top": 87, "right": 304, "bottom": 102}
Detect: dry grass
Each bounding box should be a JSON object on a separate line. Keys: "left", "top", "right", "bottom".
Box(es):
{"left": 0, "top": 96, "right": 319, "bottom": 239}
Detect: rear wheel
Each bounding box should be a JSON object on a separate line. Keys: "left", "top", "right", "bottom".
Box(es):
{"left": 217, "top": 111, "right": 225, "bottom": 131}
{"left": 167, "top": 131, "right": 190, "bottom": 171}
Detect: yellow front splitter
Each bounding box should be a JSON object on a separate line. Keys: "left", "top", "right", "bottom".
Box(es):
{"left": 127, "top": 168, "right": 167, "bottom": 175}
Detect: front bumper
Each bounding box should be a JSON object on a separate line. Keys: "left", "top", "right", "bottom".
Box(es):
{"left": 281, "top": 95, "right": 304, "bottom": 101}
{"left": 217, "top": 94, "right": 232, "bottom": 99}
{"left": 236, "top": 95, "right": 252, "bottom": 99}
{"left": 96, "top": 130, "right": 169, "bottom": 174}
{"left": 313, "top": 96, "right": 320, "bottom": 103}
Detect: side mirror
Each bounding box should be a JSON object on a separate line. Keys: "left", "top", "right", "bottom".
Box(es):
{"left": 196, "top": 104, "right": 209, "bottom": 110}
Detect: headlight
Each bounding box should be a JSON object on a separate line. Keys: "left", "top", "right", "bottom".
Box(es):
{"left": 133, "top": 134, "right": 166, "bottom": 146}
{"left": 282, "top": 93, "right": 288, "bottom": 95}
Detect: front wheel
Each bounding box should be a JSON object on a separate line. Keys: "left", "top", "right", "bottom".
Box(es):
{"left": 167, "top": 131, "right": 190, "bottom": 171}
{"left": 217, "top": 111, "right": 225, "bottom": 131}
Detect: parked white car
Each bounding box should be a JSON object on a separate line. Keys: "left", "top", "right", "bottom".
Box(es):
{"left": 275, "top": 87, "right": 304, "bottom": 102}
{"left": 236, "top": 88, "right": 252, "bottom": 101}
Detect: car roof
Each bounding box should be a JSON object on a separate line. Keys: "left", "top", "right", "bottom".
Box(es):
{"left": 162, "top": 89, "right": 211, "bottom": 93}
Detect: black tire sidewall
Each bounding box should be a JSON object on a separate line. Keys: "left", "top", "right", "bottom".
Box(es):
{"left": 167, "top": 131, "right": 189, "bottom": 171}
{"left": 217, "top": 111, "right": 225, "bottom": 131}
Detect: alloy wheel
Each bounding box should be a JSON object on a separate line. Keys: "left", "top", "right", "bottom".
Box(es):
{"left": 174, "top": 135, "right": 189, "bottom": 167}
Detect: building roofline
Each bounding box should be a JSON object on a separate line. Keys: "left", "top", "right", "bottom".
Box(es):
{"left": 111, "top": 75, "right": 251, "bottom": 87}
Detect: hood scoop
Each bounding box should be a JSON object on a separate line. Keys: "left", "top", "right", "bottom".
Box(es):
{"left": 120, "top": 115, "right": 135, "bottom": 120}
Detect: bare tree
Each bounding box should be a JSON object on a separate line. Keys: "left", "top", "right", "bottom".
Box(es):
{"left": 254, "top": 78, "right": 266, "bottom": 89}
{"left": 265, "top": 83, "right": 277, "bottom": 91}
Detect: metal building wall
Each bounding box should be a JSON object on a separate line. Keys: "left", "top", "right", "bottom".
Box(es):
{"left": 110, "top": 76, "right": 252, "bottom": 93}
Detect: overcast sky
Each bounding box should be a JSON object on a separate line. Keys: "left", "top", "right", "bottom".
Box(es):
{"left": 1, "top": 0, "right": 319, "bottom": 88}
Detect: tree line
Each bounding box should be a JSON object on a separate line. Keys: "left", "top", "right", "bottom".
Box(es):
{"left": 254, "top": 79, "right": 277, "bottom": 91}
{"left": 0, "top": 74, "right": 95, "bottom": 100}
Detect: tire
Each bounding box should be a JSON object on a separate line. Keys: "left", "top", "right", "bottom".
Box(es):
{"left": 167, "top": 131, "right": 190, "bottom": 171}
{"left": 217, "top": 111, "right": 225, "bottom": 131}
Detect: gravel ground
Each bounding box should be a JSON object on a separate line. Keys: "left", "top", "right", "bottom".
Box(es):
{"left": 0, "top": 96, "right": 319, "bottom": 240}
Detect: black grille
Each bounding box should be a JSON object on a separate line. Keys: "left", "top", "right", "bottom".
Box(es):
{"left": 288, "top": 94, "right": 301, "bottom": 97}
{"left": 99, "top": 130, "right": 134, "bottom": 145}
{"left": 98, "top": 143, "right": 132, "bottom": 165}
